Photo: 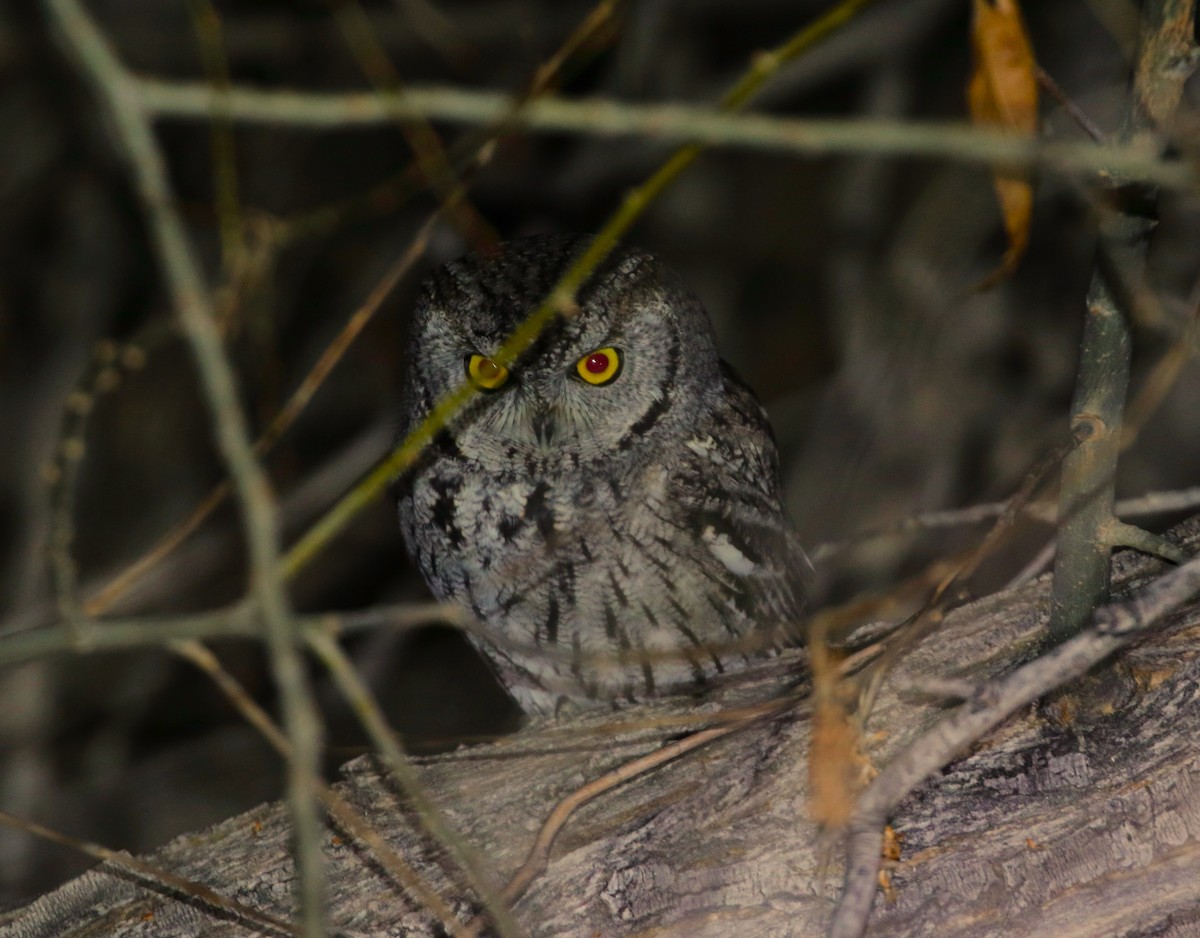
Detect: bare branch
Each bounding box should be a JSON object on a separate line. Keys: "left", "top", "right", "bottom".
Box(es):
{"left": 135, "top": 79, "right": 1193, "bottom": 189}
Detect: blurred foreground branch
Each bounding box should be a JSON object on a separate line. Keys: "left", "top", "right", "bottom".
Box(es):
{"left": 5, "top": 521, "right": 1200, "bottom": 936}
{"left": 42, "top": 0, "right": 329, "bottom": 929}
{"left": 136, "top": 79, "right": 1194, "bottom": 189}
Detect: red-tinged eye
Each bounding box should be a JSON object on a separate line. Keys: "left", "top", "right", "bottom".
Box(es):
{"left": 575, "top": 347, "right": 622, "bottom": 385}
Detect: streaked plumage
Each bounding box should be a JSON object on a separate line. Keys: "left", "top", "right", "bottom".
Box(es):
{"left": 397, "top": 235, "right": 808, "bottom": 715}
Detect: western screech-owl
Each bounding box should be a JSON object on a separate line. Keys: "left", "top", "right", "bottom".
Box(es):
{"left": 397, "top": 235, "right": 809, "bottom": 715}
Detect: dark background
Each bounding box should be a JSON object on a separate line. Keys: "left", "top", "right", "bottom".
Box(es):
{"left": 2, "top": 0, "right": 1198, "bottom": 907}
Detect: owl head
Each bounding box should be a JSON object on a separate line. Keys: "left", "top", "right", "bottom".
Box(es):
{"left": 402, "top": 235, "right": 724, "bottom": 468}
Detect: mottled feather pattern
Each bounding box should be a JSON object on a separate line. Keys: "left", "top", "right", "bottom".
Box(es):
{"left": 397, "top": 236, "right": 809, "bottom": 715}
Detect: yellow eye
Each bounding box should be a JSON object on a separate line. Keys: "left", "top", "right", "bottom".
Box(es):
{"left": 466, "top": 354, "right": 509, "bottom": 391}
{"left": 575, "top": 347, "right": 622, "bottom": 386}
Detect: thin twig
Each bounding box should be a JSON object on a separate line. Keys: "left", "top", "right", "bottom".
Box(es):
{"left": 1036, "top": 64, "right": 1107, "bottom": 143}
{"left": 1005, "top": 539, "right": 1057, "bottom": 589}
{"left": 392, "top": 0, "right": 470, "bottom": 66}
{"left": 327, "top": 0, "right": 495, "bottom": 248}
{"left": 497, "top": 727, "right": 735, "bottom": 903}
{"left": 1101, "top": 489, "right": 1200, "bottom": 520}
{"left": 46, "top": 338, "right": 152, "bottom": 637}
{"left": 483, "top": 696, "right": 795, "bottom": 921}
{"left": 525, "top": 0, "right": 623, "bottom": 97}
{"left": 185, "top": 0, "right": 242, "bottom": 273}
{"left": 814, "top": 486, "right": 1200, "bottom": 561}
{"left": 1122, "top": 270, "right": 1200, "bottom": 447}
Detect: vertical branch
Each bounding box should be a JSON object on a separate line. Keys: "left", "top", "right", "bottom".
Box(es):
{"left": 41, "top": 1, "right": 329, "bottom": 933}
{"left": 185, "top": 0, "right": 242, "bottom": 274}
{"left": 1049, "top": 242, "right": 1135, "bottom": 643}
{"left": 1048, "top": 0, "right": 1197, "bottom": 644}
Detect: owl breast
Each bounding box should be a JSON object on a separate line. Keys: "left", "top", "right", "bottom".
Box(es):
{"left": 396, "top": 236, "right": 808, "bottom": 716}
{"left": 400, "top": 375, "right": 805, "bottom": 716}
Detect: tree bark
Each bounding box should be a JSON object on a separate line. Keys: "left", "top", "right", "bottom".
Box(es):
{"left": 4, "top": 519, "right": 1200, "bottom": 938}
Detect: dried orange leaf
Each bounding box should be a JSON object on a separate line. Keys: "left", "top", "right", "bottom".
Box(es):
{"left": 967, "top": 0, "right": 1039, "bottom": 288}
{"left": 968, "top": 0, "right": 1038, "bottom": 132}
{"left": 809, "top": 695, "right": 860, "bottom": 827}
{"left": 807, "top": 637, "right": 866, "bottom": 828}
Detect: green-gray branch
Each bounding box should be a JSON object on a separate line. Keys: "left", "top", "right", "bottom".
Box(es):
{"left": 136, "top": 78, "right": 1194, "bottom": 190}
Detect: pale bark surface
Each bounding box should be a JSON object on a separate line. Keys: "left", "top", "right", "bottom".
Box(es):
{"left": 4, "top": 520, "right": 1199, "bottom": 938}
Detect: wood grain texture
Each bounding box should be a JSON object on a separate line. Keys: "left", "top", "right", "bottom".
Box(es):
{"left": 4, "top": 520, "right": 1199, "bottom": 938}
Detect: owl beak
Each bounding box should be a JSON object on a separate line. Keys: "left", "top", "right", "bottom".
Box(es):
{"left": 530, "top": 408, "right": 557, "bottom": 447}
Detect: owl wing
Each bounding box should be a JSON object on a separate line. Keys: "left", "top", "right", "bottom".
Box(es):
{"left": 671, "top": 361, "right": 811, "bottom": 646}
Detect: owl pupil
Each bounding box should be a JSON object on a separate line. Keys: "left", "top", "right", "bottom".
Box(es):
{"left": 478, "top": 359, "right": 501, "bottom": 380}
{"left": 585, "top": 352, "right": 610, "bottom": 374}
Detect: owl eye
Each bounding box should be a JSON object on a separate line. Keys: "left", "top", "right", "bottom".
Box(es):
{"left": 575, "top": 347, "right": 622, "bottom": 386}
{"left": 466, "top": 354, "right": 509, "bottom": 391}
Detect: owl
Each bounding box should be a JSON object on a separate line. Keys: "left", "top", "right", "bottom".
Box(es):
{"left": 397, "top": 235, "right": 809, "bottom": 716}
